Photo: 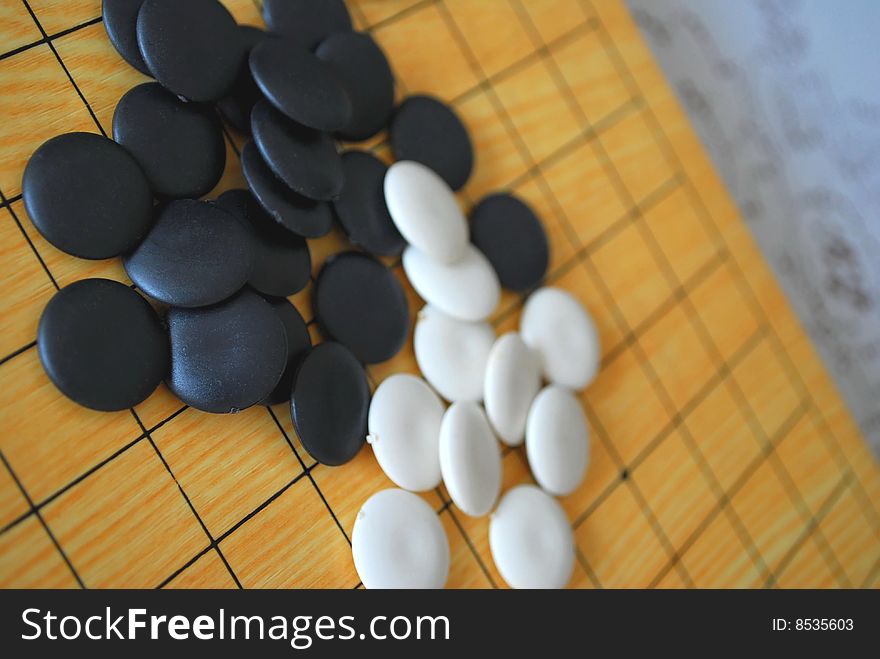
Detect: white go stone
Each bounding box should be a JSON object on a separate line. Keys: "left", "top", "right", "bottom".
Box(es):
{"left": 403, "top": 243, "right": 500, "bottom": 322}
{"left": 520, "top": 286, "right": 599, "bottom": 390}
{"left": 352, "top": 488, "right": 450, "bottom": 589}
{"left": 414, "top": 305, "right": 494, "bottom": 402}
{"left": 368, "top": 374, "right": 445, "bottom": 492}
{"left": 489, "top": 484, "right": 575, "bottom": 589}
{"left": 438, "top": 402, "right": 501, "bottom": 517}
{"left": 526, "top": 385, "right": 590, "bottom": 497}
{"left": 383, "top": 160, "right": 468, "bottom": 263}
{"left": 483, "top": 332, "right": 541, "bottom": 446}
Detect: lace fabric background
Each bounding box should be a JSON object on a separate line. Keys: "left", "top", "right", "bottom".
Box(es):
{"left": 629, "top": 0, "right": 880, "bottom": 457}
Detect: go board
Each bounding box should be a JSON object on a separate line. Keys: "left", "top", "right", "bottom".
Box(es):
{"left": 0, "top": 0, "right": 878, "bottom": 589}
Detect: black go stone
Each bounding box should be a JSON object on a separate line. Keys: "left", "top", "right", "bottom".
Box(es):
{"left": 22, "top": 132, "right": 153, "bottom": 260}
{"left": 470, "top": 193, "right": 549, "bottom": 293}
{"left": 332, "top": 151, "right": 404, "bottom": 257}
{"left": 103, "top": 0, "right": 150, "bottom": 76}
{"left": 390, "top": 94, "right": 474, "bottom": 191}
{"left": 251, "top": 98, "right": 343, "bottom": 201}
{"left": 250, "top": 38, "right": 352, "bottom": 132}
{"left": 217, "top": 26, "right": 273, "bottom": 134}
{"left": 316, "top": 32, "right": 395, "bottom": 142}
{"left": 262, "top": 0, "right": 352, "bottom": 51}
{"left": 260, "top": 295, "right": 311, "bottom": 406}
{"left": 291, "top": 342, "right": 369, "bottom": 466}
{"left": 37, "top": 278, "right": 168, "bottom": 411}
{"left": 217, "top": 189, "right": 311, "bottom": 297}
{"left": 136, "top": 0, "right": 242, "bottom": 102}
{"left": 314, "top": 251, "right": 409, "bottom": 364}
{"left": 240, "top": 140, "right": 334, "bottom": 238}
{"left": 167, "top": 288, "right": 287, "bottom": 414}
{"left": 124, "top": 199, "right": 254, "bottom": 308}
{"left": 113, "top": 82, "right": 226, "bottom": 199}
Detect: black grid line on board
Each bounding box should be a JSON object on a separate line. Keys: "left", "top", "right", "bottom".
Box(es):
{"left": 0, "top": 15, "right": 103, "bottom": 62}
{"left": 0, "top": 339, "right": 37, "bottom": 368}
{"left": 506, "top": 0, "right": 837, "bottom": 587}
{"left": 430, "top": 4, "right": 693, "bottom": 585}
{"left": 128, "top": 409, "right": 244, "bottom": 589}
{"left": 549, "top": 0, "right": 843, "bottom": 586}
{"left": 536, "top": 7, "right": 792, "bottom": 583}
{"left": 575, "top": 324, "right": 766, "bottom": 525}
{"left": 579, "top": 0, "right": 879, "bottom": 580}
{"left": 0, "top": 0, "right": 247, "bottom": 589}
{"left": 583, "top": 0, "right": 880, "bottom": 523}
{"left": 771, "top": 471, "right": 854, "bottom": 587}
{"left": 21, "top": 1, "right": 107, "bottom": 138}
{"left": 0, "top": 1, "right": 651, "bottom": 574}
{"left": 0, "top": 0, "right": 873, "bottom": 589}
{"left": 862, "top": 553, "right": 880, "bottom": 588}
{"left": 444, "top": 0, "right": 707, "bottom": 586}
{"left": 266, "top": 406, "right": 353, "bottom": 547}
{"left": 0, "top": 192, "right": 22, "bottom": 208}
{"left": 0, "top": 448, "right": 85, "bottom": 588}
{"left": 648, "top": 401, "right": 809, "bottom": 587}
{"left": 443, "top": 503, "right": 500, "bottom": 588}
{"left": 2, "top": 195, "right": 60, "bottom": 293}
{"left": 159, "top": 468, "right": 314, "bottom": 589}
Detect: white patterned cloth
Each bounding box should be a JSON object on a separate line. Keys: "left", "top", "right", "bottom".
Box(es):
{"left": 628, "top": 0, "right": 880, "bottom": 457}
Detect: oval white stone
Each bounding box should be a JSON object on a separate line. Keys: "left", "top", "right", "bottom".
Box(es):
{"left": 414, "top": 305, "right": 494, "bottom": 402}
{"left": 403, "top": 243, "right": 500, "bottom": 322}
{"left": 526, "top": 385, "right": 590, "bottom": 496}
{"left": 520, "top": 287, "right": 599, "bottom": 390}
{"left": 352, "top": 488, "right": 449, "bottom": 589}
{"left": 368, "top": 374, "right": 445, "bottom": 492}
{"left": 489, "top": 484, "right": 574, "bottom": 589}
{"left": 383, "top": 160, "right": 468, "bottom": 263}
{"left": 438, "top": 402, "right": 501, "bottom": 517}
{"left": 484, "top": 332, "right": 541, "bottom": 446}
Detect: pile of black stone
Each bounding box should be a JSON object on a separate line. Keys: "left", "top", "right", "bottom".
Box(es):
{"left": 24, "top": 0, "right": 549, "bottom": 469}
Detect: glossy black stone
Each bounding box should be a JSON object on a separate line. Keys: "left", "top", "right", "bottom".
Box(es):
{"left": 136, "top": 0, "right": 242, "bottom": 102}
{"left": 262, "top": 0, "right": 352, "bottom": 51}
{"left": 470, "top": 193, "right": 549, "bottom": 293}
{"left": 260, "top": 295, "right": 311, "bottom": 406}
{"left": 217, "top": 189, "right": 311, "bottom": 297}
{"left": 314, "top": 252, "right": 408, "bottom": 364}
{"left": 217, "top": 26, "right": 272, "bottom": 134}
{"left": 250, "top": 38, "right": 351, "bottom": 132}
{"left": 167, "top": 288, "right": 287, "bottom": 413}
{"left": 124, "top": 199, "right": 254, "bottom": 307}
{"left": 332, "top": 151, "right": 404, "bottom": 256}
{"left": 103, "top": 0, "right": 150, "bottom": 75}
{"left": 22, "top": 132, "right": 153, "bottom": 260}
{"left": 113, "top": 82, "right": 225, "bottom": 199}
{"left": 316, "top": 32, "right": 394, "bottom": 141}
{"left": 37, "top": 278, "right": 168, "bottom": 411}
{"left": 240, "top": 140, "right": 334, "bottom": 238}
{"left": 291, "top": 342, "right": 369, "bottom": 466}
{"left": 251, "top": 99, "right": 343, "bottom": 201}
{"left": 390, "top": 95, "right": 474, "bottom": 191}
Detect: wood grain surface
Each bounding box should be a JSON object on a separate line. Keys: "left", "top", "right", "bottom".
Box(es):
{"left": 0, "top": 0, "right": 878, "bottom": 589}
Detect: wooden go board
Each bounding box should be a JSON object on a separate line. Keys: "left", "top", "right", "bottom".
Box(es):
{"left": 0, "top": 0, "right": 878, "bottom": 589}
